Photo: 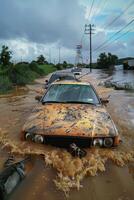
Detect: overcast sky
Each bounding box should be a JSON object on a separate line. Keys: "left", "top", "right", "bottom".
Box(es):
{"left": 0, "top": 0, "right": 133, "bottom": 63}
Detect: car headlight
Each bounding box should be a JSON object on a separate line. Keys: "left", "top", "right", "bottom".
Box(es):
{"left": 93, "top": 138, "right": 103, "bottom": 147}
{"left": 103, "top": 138, "right": 113, "bottom": 147}
{"left": 34, "top": 135, "right": 44, "bottom": 144}
{"left": 25, "top": 132, "right": 33, "bottom": 141}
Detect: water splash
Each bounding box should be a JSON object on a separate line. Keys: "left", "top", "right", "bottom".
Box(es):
{"left": 0, "top": 128, "right": 133, "bottom": 197}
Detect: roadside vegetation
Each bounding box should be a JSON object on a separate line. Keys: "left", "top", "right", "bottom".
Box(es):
{"left": 0, "top": 45, "right": 66, "bottom": 94}
{"left": 96, "top": 52, "right": 118, "bottom": 68}
{"left": 0, "top": 45, "right": 126, "bottom": 94}
{"left": 76, "top": 53, "right": 119, "bottom": 69}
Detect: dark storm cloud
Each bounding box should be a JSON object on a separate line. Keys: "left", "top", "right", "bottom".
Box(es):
{"left": 0, "top": 0, "right": 85, "bottom": 48}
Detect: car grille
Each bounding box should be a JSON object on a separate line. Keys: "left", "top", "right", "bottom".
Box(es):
{"left": 44, "top": 135, "right": 92, "bottom": 148}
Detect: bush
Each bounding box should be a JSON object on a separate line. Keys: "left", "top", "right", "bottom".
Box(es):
{"left": 55, "top": 63, "right": 63, "bottom": 70}
{"left": 38, "top": 64, "right": 57, "bottom": 74}
{"left": 0, "top": 63, "right": 57, "bottom": 93}
{"left": 9, "top": 64, "right": 39, "bottom": 85}
{"left": 16, "top": 61, "right": 29, "bottom": 65}
{"left": 0, "top": 75, "right": 12, "bottom": 93}
{"left": 29, "top": 61, "right": 44, "bottom": 75}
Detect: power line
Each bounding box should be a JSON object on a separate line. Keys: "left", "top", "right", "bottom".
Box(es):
{"left": 93, "top": 0, "right": 108, "bottom": 19}
{"left": 87, "top": 0, "right": 95, "bottom": 20}
{"left": 92, "top": 0, "right": 102, "bottom": 19}
{"left": 93, "top": 1, "right": 134, "bottom": 40}
{"left": 103, "top": 0, "right": 134, "bottom": 29}
{"left": 112, "top": 28, "right": 134, "bottom": 42}
{"left": 96, "top": 28, "right": 134, "bottom": 51}
{"left": 80, "top": 0, "right": 96, "bottom": 62}
{"left": 92, "top": 0, "right": 109, "bottom": 39}
{"left": 79, "top": 0, "right": 95, "bottom": 60}
{"left": 97, "top": 0, "right": 108, "bottom": 16}
{"left": 93, "top": 19, "right": 134, "bottom": 52}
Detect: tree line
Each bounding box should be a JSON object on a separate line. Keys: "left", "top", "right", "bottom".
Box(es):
{"left": 0, "top": 45, "right": 119, "bottom": 69}
{"left": 0, "top": 45, "right": 70, "bottom": 68}
{"left": 97, "top": 52, "right": 118, "bottom": 68}
{"left": 0, "top": 46, "right": 55, "bottom": 93}
{"left": 0, "top": 45, "right": 120, "bottom": 93}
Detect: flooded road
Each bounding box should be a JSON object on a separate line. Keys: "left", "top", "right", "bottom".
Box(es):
{"left": 0, "top": 69, "right": 134, "bottom": 200}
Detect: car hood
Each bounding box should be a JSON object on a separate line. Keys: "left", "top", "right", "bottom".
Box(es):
{"left": 23, "top": 103, "right": 118, "bottom": 137}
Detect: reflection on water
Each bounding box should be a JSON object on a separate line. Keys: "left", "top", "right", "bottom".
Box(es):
{"left": 96, "top": 65, "right": 134, "bottom": 83}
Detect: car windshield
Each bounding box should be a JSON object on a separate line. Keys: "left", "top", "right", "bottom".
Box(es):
{"left": 42, "top": 84, "right": 100, "bottom": 104}
{"left": 48, "top": 74, "right": 74, "bottom": 84}
{"left": 72, "top": 68, "right": 81, "bottom": 72}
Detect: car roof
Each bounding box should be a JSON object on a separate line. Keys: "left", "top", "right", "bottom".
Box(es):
{"left": 53, "top": 72, "right": 74, "bottom": 76}
{"left": 51, "top": 80, "right": 91, "bottom": 86}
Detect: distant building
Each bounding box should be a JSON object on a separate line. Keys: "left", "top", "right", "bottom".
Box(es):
{"left": 123, "top": 59, "right": 134, "bottom": 70}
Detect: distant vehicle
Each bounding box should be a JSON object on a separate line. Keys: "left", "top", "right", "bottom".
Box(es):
{"left": 123, "top": 59, "right": 134, "bottom": 70}
{"left": 22, "top": 80, "right": 121, "bottom": 148}
{"left": 71, "top": 67, "right": 82, "bottom": 75}
{"left": 45, "top": 72, "right": 77, "bottom": 89}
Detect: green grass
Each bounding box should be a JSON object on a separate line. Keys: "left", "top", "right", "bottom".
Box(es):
{"left": 0, "top": 75, "right": 12, "bottom": 93}
{"left": 0, "top": 63, "right": 57, "bottom": 94}
{"left": 38, "top": 64, "right": 57, "bottom": 75}
{"left": 11, "top": 63, "right": 40, "bottom": 85}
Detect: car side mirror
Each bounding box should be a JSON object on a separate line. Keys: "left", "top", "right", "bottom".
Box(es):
{"left": 100, "top": 98, "right": 109, "bottom": 105}
{"left": 35, "top": 95, "right": 42, "bottom": 102}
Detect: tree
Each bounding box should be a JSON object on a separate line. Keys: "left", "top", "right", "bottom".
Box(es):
{"left": 0, "top": 45, "right": 12, "bottom": 66}
{"left": 29, "top": 61, "right": 44, "bottom": 75}
{"left": 108, "top": 53, "right": 118, "bottom": 65}
{"left": 56, "top": 63, "right": 63, "bottom": 70}
{"left": 36, "top": 55, "right": 47, "bottom": 65}
{"left": 63, "top": 61, "right": 67, "bottom": 68}
{"left": 97, "top": 52, "right": 118, "bottom": 68}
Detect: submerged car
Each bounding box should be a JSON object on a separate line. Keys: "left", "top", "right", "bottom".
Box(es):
{"left": 71, "top": 67, "right": 82, "bottom": 75}
{"left": 22, "top": 80, "right": 121, "bottom": 148}
{"left": 45, "top": 72, "right": 77, "bottom": 89}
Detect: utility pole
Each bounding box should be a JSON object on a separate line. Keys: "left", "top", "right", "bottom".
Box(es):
{"left": 49, "top": 49, "right": 51, "bottom": 63}
{"left": 84, "top": 24, "right": 95, "bottom": 72}
{"left": 58, "top": 46, "right": 61, "bottom": 64}
{"left": 75, "top": 44, "right": 83, "bottom": 67}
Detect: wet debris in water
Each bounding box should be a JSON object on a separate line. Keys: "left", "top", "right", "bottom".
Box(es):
{"left": 43, "top": 147, "right": 134, "bottom": 196}
{"left": 0, "top": 156, "right": 31, "bottom": 200}
{"left": 0, "top": 128, "right": 134, "bottom": 196}
{"left": 68, "top": 143, "right": 87, "bottom": 158}
{"left": 4, "top": 155, "right": 15, "bottom": 168}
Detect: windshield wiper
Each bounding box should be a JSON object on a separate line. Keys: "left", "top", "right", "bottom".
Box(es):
{"left": 42, "top": 101, "right": 62, "bottom": 104}
{"left": 42, "top": 100, "right": 96, "bottom": 105}
{"left": 61, "top": 101, "right": 95, "bottom": 105}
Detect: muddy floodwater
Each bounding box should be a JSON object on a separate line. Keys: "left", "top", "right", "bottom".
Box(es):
{"left": 0, "top": 68, "right": 134, "bottom": 200}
